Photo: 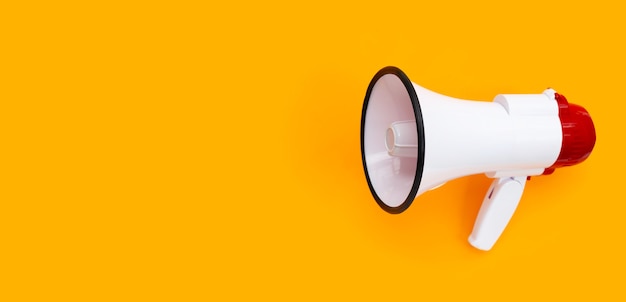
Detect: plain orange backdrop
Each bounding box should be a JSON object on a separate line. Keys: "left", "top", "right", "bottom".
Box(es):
{"left": 2, "top": 0, "right": 625, "bottom": 300}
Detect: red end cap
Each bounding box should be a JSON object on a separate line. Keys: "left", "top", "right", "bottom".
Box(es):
{"left": 544, "top": 93, "right": 596, "bottom": 174}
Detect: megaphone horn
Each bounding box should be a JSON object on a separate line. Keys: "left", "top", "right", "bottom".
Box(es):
{"left": 360, "top": 66, "right": 596, "bottom": 251}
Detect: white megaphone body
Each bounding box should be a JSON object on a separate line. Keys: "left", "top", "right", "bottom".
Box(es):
{"left": 361, "top": 66, "right": 596, "bottom": 251}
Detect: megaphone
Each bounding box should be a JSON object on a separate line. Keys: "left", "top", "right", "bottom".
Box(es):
{"left": 360, "top": 66, "right": 596, "bottom": 251}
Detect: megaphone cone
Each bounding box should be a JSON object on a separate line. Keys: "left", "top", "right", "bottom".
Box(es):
{"left": 361, "top": 66, "right": 595, "bottom": 251}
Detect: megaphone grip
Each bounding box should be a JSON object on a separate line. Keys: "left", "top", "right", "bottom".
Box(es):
{"left": 468, "top": 176, "right": 527, "bottom": 251}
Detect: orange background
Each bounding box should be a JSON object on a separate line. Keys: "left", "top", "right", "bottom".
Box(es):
{"left": 2, "top": 0, "right": 625, "bottom": 300}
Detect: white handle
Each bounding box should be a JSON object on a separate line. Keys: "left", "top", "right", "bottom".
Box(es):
{"left": 468, "top": 176, "right": 527, "bottom": 251}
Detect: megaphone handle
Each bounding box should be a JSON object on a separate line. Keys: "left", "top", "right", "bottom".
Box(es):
{"left": 468, "top": 176, "right": 527, "bottom": 251}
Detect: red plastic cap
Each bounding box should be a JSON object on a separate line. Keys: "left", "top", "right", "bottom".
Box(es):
{"left": 544, "top": 93, "right": 596, "bottom": 174}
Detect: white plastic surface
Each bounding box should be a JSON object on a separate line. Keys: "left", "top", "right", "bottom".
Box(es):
{"left": 468, "top": 176, "right": 527, "bottom": 251}
{"left": 414, "top": 84, "right": 562, "bottom": 194}
{"left": 410, "top": 86, "right": 561, "bottom": 250}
